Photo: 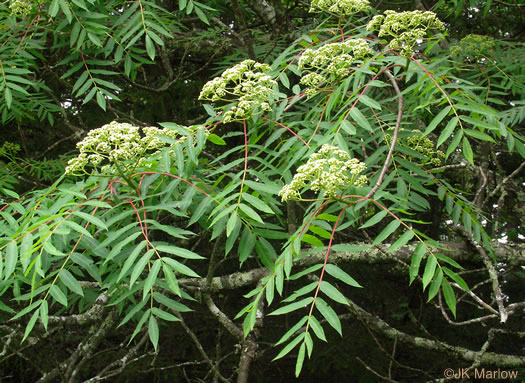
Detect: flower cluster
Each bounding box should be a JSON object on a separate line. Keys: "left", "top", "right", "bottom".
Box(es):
{"left": 65, "top": 121, "right": 202, "bottom": 175}
{"left": 298, "top": 39, "right": 373, "bottom": 96}
{"left": 9, "top": 0, "right": 33, "bottom": 16}
{"left": 279, "top": 144, "right": 367, "bottom": 201}
{"left": 309, "top": 0, "right": 370, "bottom": 16}
{"left": 0, "top": 141, "right": 21, "bottom": 160}
{"left": 386, "top": 130, "right": 445, "bottom": 166}
{"left": 198, "top": 60, "right": 277, "bottom": 122}
{"left": 450, "top": 34, "right": 495, "bottom": 61}
{"left": 367, "top": 10, "right": 445, "bottom": 56}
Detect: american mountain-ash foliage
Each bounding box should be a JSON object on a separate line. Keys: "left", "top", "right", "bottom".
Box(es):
{"left": 1, "top": 0, "right": 525, "bottom": 382}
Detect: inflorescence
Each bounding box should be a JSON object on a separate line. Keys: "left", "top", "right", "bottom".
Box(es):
{"left": 386, "top": 130, "right": 445, "bottom": 167}
{"left": 198, "top": 59, "right": 277, "bottom": 123}
{"left": 309, "top": 0, "right": 370, "bottom": 16}
{"left": 298, "top": 39, "right": 373, "bottom": 97}
{"left": 65, "top": 121, "right": 203, "bottom": 176}
{"left": 367, "top": 10, "right": 445, "bottom": 56}
{"left": 279, "top": 144, "right": 367, "bottom": 201}
{"left": 450, "top": 34, "right": 495, "bottom": 61}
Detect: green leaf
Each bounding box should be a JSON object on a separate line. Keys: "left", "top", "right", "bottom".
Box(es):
{"left": 273, "top": 333, "right": 306, "bottom": 361}
{"left": 360, "top": 210, "right": 388, "bottom": 229}
{"left": 40, "top": 301, "right": 48, "bottom": 331}
{"left": 238, "top": 203, "right": 264, "bottom": 223}
{"left": 464, "top": 129, "right": 496, "bottom": 143}
{"left": 143, "top": 259, "right": 162, "bottom": 300}
{"left": 373, "top": 219, "right": 401, "bottom": 245}
{"left": 162, "top": 263, "right": 181, "bottom": 296}
{"left": 304, "top": 332, "right": 313, "bottom": 358}
{"left": 59, "top": 0, "right": 72, "bottom": 23}
{"left": 162, "top": 257, "right": 200, "bottom": 278}
{"left": 279, "top": 72, "right": 290, "bottom": 89}
{"left": 358, "top": 94, "right": 381, "bottom": 110}
{"left": 4, "top": 87, "right": 12, "bottom": 109}
{"left": 340, "top": 120, "right": 356, "bottom": 135}
{"left": 319, "top": 281, "right": 348, "bottom": 305}
{"left": 129, "top": 310, "right": 150, "bottom": 344}
{"left": 255, "top": 238, "right": 276, "bottom": 268}
{"left": 435, "top": 253, "right": 463, "bottom": 270}
{"left": 4, "top": 241, "right": 18, "bottom": 280}
{"left": 409, "top": 243, "right": 426, "bottom": 284}
{"left": 268, "top": 297, "right": 313, "bottom": 316}
{"left": 265, "top": 274, "right": 275, "bottom": 305}
{"left": 243, "top": 306, "right": 258, "bottom": 337}
{"left": 330, "top": 244, "right": 369, "bottom": 253}
{"left": 117, "top": 299, "right": 148, "bottom": 328}
{"left": 242, "top": 193, "right": 274, "bottom": 214}
{"left": 239, "top": 227, "right": 255, "bottom": 265}
{"left": 388, "top": 229, "right": 415, "bottom": 252}
{"left": 437, "top": 117, "right": 458, "bottom": 148}
{"left": 317, "top": 213, "right": 339, "bottom": 222}
{"left": 194, "top": 5, "right": 209, "bottom": 24}
{"left": 427, "top": 267, "right": 443, "bottom": 301}
{"left": 153, "top": 292, "right": 192, "bottom": 312}
{"left": 315, "top": 298, "right": 342, "bottom": 336}
{"left": 188, "top": 197, "right": 212, "bottom": 226}
{"left": 96, "top": 91, "right": 107, "bottom": 111}
{"left": 87, "top": 33, "right": 102, "bottom": 47}
{"left": 295, "top": 342, "right": 306, "bottom": 377}
{"left": 244, "top": 180, "right": 282, "bottom": 195}
{"left": 155, "top": 244, "right": 204, "bottom": 259}
{"left": 43, "top": 240, "right": 65, "bottom": 256}
{"left": 325, "top": 264, "right": 361, "bottom": 287}
{"left": 148, "top": 315, "right": 159, "bottom": 351}
{"left": 118, "top": 240, "right": 148, "bottom": 282}
{"left": 72, "top": 211, "right": 108, "bottom": 231}
{"left": 130, "top": 249, "right": 155, "bottom": 285}
{"left": 59, "top": 269, "right": 84, "bottom": 296}
{"left": 349, "top": 107, "right": 372, "bottom": 132}
{"left": 10, "top": 300, "right": 42, "bottom": 321}
{"left": 22, "top": 310, "right": 40, "bottom": 343}
{"left": 275, "top": 316, "right": 308, "bottom": 346}
{"left": 48, "top": 0, "right": 59, "bottom": 17}
{"left": 462, "top": 137, "right": 474, "bottom": 165}
{"left": 145, "top": 35, "right": 155, "bottom": 60}
{"left": 227, "top": 211, "right": 239, "bottom": 237}
{"left": 207, "top": 133, "right": 226, "bottom": 145}
{"left": 445, "top": 130, "right": 463, "bottom": 158}
{"left": 50, "top": 285, "right": 68, "bottom": 307}
{"left": 441, "top": 278, "right": 456, "bottom": 317}
{"left": 62, "top": 220, "right": 92, "bottom": 238}
{"left": 422, "top": 255, "right": 437, "bottom": 290}
{"left": 424, "top": 106, "right": 451, "bottom": 135}
{"left": 308, "top": 315, "right": 326, "bottom": 342}
{"left": 301, "top": 234, "right": 324, "bottom": 248}
{"left": 443, "top": 267, "right": 469, "bottom": 291}
{"left": 152, "top": 307, "right": 180, "bottom": 322}
{"left": 309, "top": 225, "right": 331, "bottom": 239}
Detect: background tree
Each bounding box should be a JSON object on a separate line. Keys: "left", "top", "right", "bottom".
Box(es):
{"left": 1, "top": 0, "right": 524, "bottom": 382}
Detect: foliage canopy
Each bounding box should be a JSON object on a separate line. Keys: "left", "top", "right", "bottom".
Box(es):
{"left": 1, "top": 0, "right": 525, "bottom": 381}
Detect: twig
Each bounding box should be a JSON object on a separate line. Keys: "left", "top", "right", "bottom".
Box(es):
{"left": 473, "top": 165, "right": 488, "bottom": 207}
{"left": 356, "top": 357, "right": 400, "bottom": 383}
{"left": 344, "top": 295, "right": 525, "bottom": 367}
{"left": 365, "top": 69, "right": 403, "bottom": 199}
{"left": 485, "top": 161, "right": 525, "bottom": 205}
{"left": 175, "top": 312, "right": 229, "bottom": 383}
{"left": 455, "top": 227, "right": 508, "bottom": 323}
{"left": 437, "top": 290, "right": 498, "bottom": 326}
{"left": 82, "top": 332, "right": 149, "bottom": 382}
